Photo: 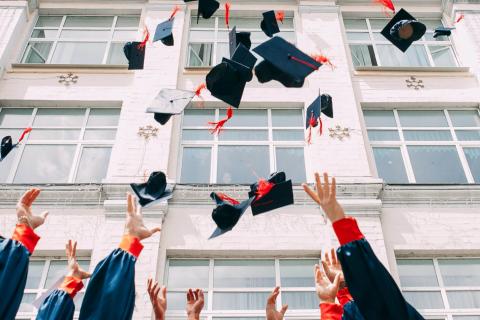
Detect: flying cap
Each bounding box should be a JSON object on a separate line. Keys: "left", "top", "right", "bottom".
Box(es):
{"left": 229, "top": 26, "right": 252, "bottom": 58}
{"left": 130, "top": 171, "right": 173, "bottom": 207}
{"left": 123, "top": 41, "right": 146, "bottom": 70}
{"left": 260, "top": 10, "right": 280, "bottom": 37}
{"left": 253, "top": 36, "right": 322, "bottom": 88}
{"left": 195, "top": 0, "right": 220, "bottom": 24}
{"left": 1, "top": 128, "right": 32, "bottom": 162}
{"left": 248, "top": 172, "right": 294, "bottom": 215}
{"left": 209, "top": 192, "right": 254, "bottom": 239}
{"left": 305, "top": 93, "right": 333, "bottom": 129}
{"left": 146, "top": 89, "right": 196, "bottom": 125}
{"left": 433, "top": 26, "right": 454, "bottom": 38}
{"left": 381, "top": 8, "right": 427, "bottom": 52}
{"left": 153, "top": 19, "right": 174, "bottom": 46}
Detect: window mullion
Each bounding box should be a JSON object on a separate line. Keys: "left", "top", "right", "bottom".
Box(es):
{"left": 393, "top": 110, "right": 416, "bottom": 183}
{"left": 366, "top": 18, "right": 382, "bottom": 66}
{"left": 208, "top": 259, "right": 214, "bottom": 313}
{"left": 424, "top": 42, "right": 436, "bottom": 67}
{"left": 433, "top": 259, "right": 451, "bottom": 312}
{"left": 268, "top": 109, "right": 275, "bottom": 173}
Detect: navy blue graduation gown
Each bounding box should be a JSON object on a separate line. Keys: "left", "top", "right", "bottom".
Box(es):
{"left": 0, "top": 224, "right": 40, "bottom": 320}
{"left": 36, "top": 290, "right": 75, "bottom": 320}
{"left": 333, "top": 217, "right": 424, "bottom": 320}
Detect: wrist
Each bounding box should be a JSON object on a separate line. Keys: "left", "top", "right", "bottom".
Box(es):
{"left": 339, "top": 281, "right": 346, "bottom": 290}
{"left": 17, "top": 216, "right": 32, "bottom": 229}
{"left": 320, "top": 297, "right": 336, "bottom": 304}
{"left": 187, "top": 313, "right": 200, "bottom": 320}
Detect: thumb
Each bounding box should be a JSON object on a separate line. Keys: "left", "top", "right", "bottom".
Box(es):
{"left": 280, "top": 304, "right": 288, "bottom": 316}
{"left": 81, "top": 271, "right": 92, "bottom": 279}
{"left": 150, "top": 227, "right": 161, "bottom": 234}
{"left": 41, "top": 211, "right": 49, "bottom": 220}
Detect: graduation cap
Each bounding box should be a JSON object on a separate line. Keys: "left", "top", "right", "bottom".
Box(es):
{"left": 381, "top": 8, "right": 427, "bottom": 52}
{"left": 253, "top": 36, "right": 322, "bottom": 88}
{"left": 305, "top": 94, "right": 333, "bottom": 129}
{"left": 209, "top": 192, "right": 254, "bottom": 239}
{"left": 247, "top": 172, "right": 294, "bottom": 215}
{"left": 261, "top": 10, "right": 280, "bottom": 37}
{"left": 154, "top": 19, "right": 174, "bottom": 46}
{"left": 130, "top": 171, "right": 173, "bottom": 207}
{"left": 433, "top": 26, "right": 454, "bottom": 38}
{"left": 191, "top": 0, "right": 220, "bottom": 24}
{"left": 1, "top": 128, "right": 32, "bottom": 162}
{"left": 229, "top": 26, "right": 252, "bottom": 58}
{"left": 123, "top": 41, "right": 146, "bottom": 70}
{"left": 146, "top": 89, "right": 196, "bottom": 125}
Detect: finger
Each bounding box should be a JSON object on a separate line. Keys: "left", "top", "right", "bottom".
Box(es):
{"left": 127, "top": 193, "right": 134, "bottom": 217}
{"left": 332, "top": 273, "right": 341, "bottom": 291}
{"left": 331, "top": 177, "right": 337, "bottom": 200}
{"left": 41, "top": 211, "right": 49, "bottom": 220}
{"left": 324, "top": 250, "right": 331, "bottom": 265}
{"left": 149, "top": 227, "right": 161, "bottom": 235}
{"left": 81, "top": 271, "right": 92, "bottom": 279}
{"left": 331, "top": 248, "right": 337, "bottom": 265}
{"left": 315, "top": 172, "right": 324, "bottom": 200}
{"left": 280, "top": 304, "right": 288, "bottom": 316}
{"left": 198, "top": 289, "right": 204, "bottom": 301}
{"left": 314, "top": 264, "right": 321, "bottom": 283}
{"left": 25, "top": 189, "right": 39, "bottom": 206}
{"left": 72, "top": 241, "right": 77, "bottom": 259}
{"left": 147, "top": 278, "right": 152, "bottom": 293}
{"left": 65, "top": 242, "right": 70, "bottom": 258}
{"left": 323, "top": 172, "right": 330, "bottom": 199}
{"left": 19, "top": 189, "right": 33, "bottom": 206}
{"left": 302, "top": 184, "right": 319, "bottom": 204}
{"left": 187, "top": 289, "right": 193, "bottom": 302}
{"left": 31, "top": 189, "right": 41, "bottom": 204}
{"left": 193, "top": 289, "right": 199, "bottom": 301}
{"left": 153, "top": 283, "right": 161, "bottom": 298}
{"left": 161, "top": 286, "right": 167, "bottom": 299}
{"left": 321, "top": 261, "right": 330, "bottom": 276}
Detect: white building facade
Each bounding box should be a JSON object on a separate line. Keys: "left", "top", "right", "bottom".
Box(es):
{"left": 0, "top": 0, "right": 479, "bottom": 319}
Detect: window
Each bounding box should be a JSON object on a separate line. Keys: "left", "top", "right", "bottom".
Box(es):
{"left": 164, "top": 258, "right": 320, "bottom": 319}
{"left": 344, "top": 18, "right": 457, "bottom": 67}
{"left": 187, "top": 13, "right": 295, "bottom": 67}
{"left": 180, "top": 109, "right": 306, "bottom": 184}
{"left": 0, "top": 107, "right": 120, "bottom": 183}
{"left": 17, "top": 257, "right": 90, "bottom": 319}
{"left": 397, "top": 258, "right": 480, "bottom": 320}
{"left": 364, "top": 109, "right": 480, "bottom": 184}
{"left": 22, "top": 15, "right": 140, "bottom": 65}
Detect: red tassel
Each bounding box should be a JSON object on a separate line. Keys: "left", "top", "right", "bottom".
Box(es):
{"left": 18, "top": 127, "right": 32, "bottom": 143}
{"left": 289, "top": 55, "right": 320, "bottom": 70}
{"left": 275, "top": 11, "right": 285, "bottom": 23}
{"left": 217, "top": 192, "right": 240, "bottom": 205}
{"left": 225, "top": 3, "right": 231, "bottom": 28}
{"left": 306, "top": 113, "right": 317, "bottom": 144}
{"left": 373, "top": 0, "right": 395, "bottom": 13}
{"left": 319, "top": 117, "right": 323, "bottom": 135}
{"left": 255, "top": 179, "right": 274, "bottom": 200}
{"left": 455, "top": 14, "right": 465, "bottom": 24}
{"left": 311, "top": 54, "right": 336, "bottom": 70}
{"left": 169, "top": 5, "right": 180, "bottom": 20}
{"left": 209, "top": 107, "right": 234, "bottom": 135}
{"left": 307, "top": 126, "right": 313, "bottom": 145}
{"left": 195, "top": 83, "right": 206, "bottom": 97}
{"left": 137, "top": 27, "right": 150, "bottom": 49}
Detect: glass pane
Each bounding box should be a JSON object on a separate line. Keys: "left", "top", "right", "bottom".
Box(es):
{"left": 282, "top": 291, "right": 318, "bottom": 309}
{"left": 214, "top": 318, "right": 264, "bottom": 320}
{"left": 51, "top": 42, "right": 107, "bottom": 64}
{"left": 188, "top": 43, "right": 213, "bottom": 67}
{"left": 403, "top": 291, "right": 444, "bottom": 309}
{"left": 350, "top": 44, "right": 377, "bottom": 67}
{"left": 219, "top": 109, "right": 268, "bottom": 127}
{"left": 449, "top": 110, "right": 480, "bottom": 127}
{"left": 182, "top": 129, "right": 212, "bottom": 141}
{"left": 430, "top": 46, "right": 456, "bottom": 67}
{"left": 455, "top": 130, "right": 480, "bottom": 141}
{"left": 0, "top": 108, "right": 33, "bottom": 127}
{"left": 189, "top": 30, "right": 216, "bottom": 42}
{"left": 167, "top": 260, "right": 209, "bottom": 288}
{"left": 276, "top": 148, "right": 306, "bottom": 183}
{"left": 190, "top": 15, "right": 215, "bottom": 28}
{"left": 403, "top": 130, "right": 452, "bottom": 141}
{"left": 398, "top": 111, "right": 448, "bottom": 127}
{"left": 422, "top": 20, "right": 443, "bottom": 31}
{"left": 368, "top": 19, "right": 390, "bottom": 30}
{"left": 63, "top": 16, "right": 114, "bottom": 28}
{"left": 112, "top": 30, "right": 137, "bottom": 40}
{"left": 216, "top": 43, "right": 229, "bottom": 64}
{"left": 447, "top": 291, "right": 480, "bottom": 308}
{"left": 75, "top": 147, "right": 112, "bottom": 183}
{"left": 280, "top": 260, "right": 318, "bottom": 287}
{"left": 87, "top": 109, "right": 120, "bottom": 126}
{"left": 438, "top": 259, "right": 480, "bottom": 286}
{"left": 180, "top": 147, "right": 211, "bottom": 183}
{"left": 372, "top": 32, "right": 388, "bottom": 41}
{"left": 343, "top": 19, "right": 368, "bottom": 30}
{"left": 14, "top": 145, "right": 76, "bottom": 183}
{"left": 167, "top": 292, "right": 188, "bottom": 310}
{"left": 272, "top": 130, "right": 304, "bottom": 141}
{"left": 218, "top": 130, "right": 268, "bottom": 141}
{"left": 464, "top": 148, "right": 480, "bottom": 183}
{"left": 183, "top": 109, "right": 215, "bottom": 126}
{"left": 372, "top": 147, "right": 409, "bottom": 183}
{"left": 25, "top": 261, "right": 44, "bottom": 289}
{"left": 116, "top": 16, "right": 140, "bottom": 28}
{"left": 453, "top": 317, "right": 480, "bottom": 320}
{"left": 214, "top": 260, "right": 275, "bottom": 288}
{"left": 19, "top": 293, "right": 36, "bottom": 312}
{"left": 367, "top": 130, "right": 400, "bottom": 141}
{"left": 213, "top": 292, "right": 270, "bottom": 310}
{"left": 271, "top": 109, "right": 303, "bottom": 127}
{"left": 363, "top": 110, "right": 396, "bottom": 127}
{"left": 377, "top": 44, "right": 429, "bottom": 67}
{"left": 29, "top": 129, "right": 81, "bottom": 140}
{"left": 33, "top": 109, "right": 85, "bottom": 127}
{"left": 45, "top": 260, "right": 68, "bottom": 288}
{"left": 60, "top": 30, "right": 111, "bottom": 39}
{"left": 408, "top": 146, "right": 467, "bottom": 183}
{"left": 396, "top": 259, "right": 438, "bottom": 287}
{"left": 0, "top": 129, "right": 25, "bottom": 142}
{"left": 23, "top": 42, "right": 52, "bottom": 63}
{"left": 217, "top": 146, "right": 269, "bottom": 184}
{"left": 32, "top": 29, "right": 58, "bottom": 38}
{"left": 35, "top": 16, "right": 63, "bottom": 27}
{"left": 0, "top": 146, "right": 17, "bottom": 182}
{"left": 107, "top": 42, "right": 128, "bottom": 64}
{"left": 346, "top": 32, "right": 370, "bottom": 41}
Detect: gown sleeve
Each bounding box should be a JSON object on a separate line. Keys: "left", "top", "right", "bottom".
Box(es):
{"left": 333, "top": 217, "right": 424, "bottom": 320}
{"left": 320, "top": 302, "right": 343, "bottom": 320}
{"left": 78, "top": 235, "right": 143, "bottom": 320}
{"left": 0, "top": 224, "right": 40, "bottom": 320}
{"left": 36, "top": 276, "right": 84, "bottom": 320}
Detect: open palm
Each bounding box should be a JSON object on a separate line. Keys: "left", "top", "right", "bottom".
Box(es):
{"left": 125, "top": 193, "right": 161, "bottom": 240}
{"left": 315, "top": 264, "right": 341, "bottom": 303}
{"left": 266, "top": 287, "right": 288, "bottom": 320}
{"left": 147, "top": 278, "right": 167, "bottom": 320}
{"left": 66, "top": 240, "right": 91, "bottom": 279}
{"left": 16, "top": 188, "right": 48, "bottom": 229}
{"left": 322, "top": 248, "right": 345, "bottom": 286}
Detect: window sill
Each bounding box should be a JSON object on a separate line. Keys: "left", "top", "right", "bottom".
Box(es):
{"left": 10, "top": 63, "right": 131, "bottom": 74}
{"left": 183, "top": 66, "right": 212, "bottom": 74}
{"left": 354, "top": 66, "right": 471, "bottom": 75}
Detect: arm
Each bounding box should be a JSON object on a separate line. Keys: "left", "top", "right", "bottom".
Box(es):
{"left": 266, "top": 287, "right": 288, "bottom": 320}
{"left": 147, "top": 278, "right": 167, "bottom": 320}
{"left": 186, "top": 288, "right": 205, "bottom": 320}
{"left": 0, "top": 189, "right": 47, "bottom": 320}
{"left": 79, "top": 193, "right": 161, "bottom": 320}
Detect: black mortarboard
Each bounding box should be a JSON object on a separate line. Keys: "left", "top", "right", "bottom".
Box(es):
{"left": 1, "top": 136, "right": 13, "bottom": 161}
{"left": 433, "top": 27, "right": 454, "bottom": 38}
{"left": 146, "top": 89, "right": 196, "bottom": 125}
{"left": 123, "top": 42, "right": 146, "bottom": 70}
{"left": 130, "top": 171, "right": 173, "bottom": 207}
{"left": 261, "top": 10, "right": 280, "bottom": 38}
{"left": 153, "top": 19, "right": 174, "bottom": 46}
{"left": 305, "top": 94, "right": 333, "bottom": 129}
{"left": 229, "top": 26, "right": 252, "bottom": 58}
{"left": 209, "top": 192, "right": 254, "bottom": 239}
{"left": 195, "top": 0, "right": 220, "bottom": 24}
{"left": 248, "top": 172, "right": 294, "bottom": 215}
{"left": 253, "top": 36, "right": 321, "bottom": 88}
{"left": 381, "top": 8, "right": 427, "bottom": 53}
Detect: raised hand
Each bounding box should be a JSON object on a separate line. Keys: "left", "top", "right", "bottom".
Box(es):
{"left": 125, "top": 193, "right": 161, "bottom": 240}
{"left": 66, "top": 240, "right": 91, "bottom": 280}
{"left": 266, "top": 287, "right": 288, "bottom": 320}
{"left": 147, "top": 278, "right": 167, "bottom": 320}
{"left": 302, "top": 172, "right": 345, "bottom": 223}
{"left": 186, "top": 289, "right": 204, "bottom": 320}
{"left": 322, "top": 248, "right": 345, "bottom": 289}
{"left": 16, "top": 188, "right": 49, "bottom": 229}
{"left": 315, "top": 264, "right": 341, "bottom": 304}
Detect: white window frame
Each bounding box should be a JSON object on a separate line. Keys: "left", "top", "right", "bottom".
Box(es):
{"left": 397, "top": 257, "right": 480, "bottom": 320}
{"left": 164, "top": 258, "right": 321, "bottom": 319}
{"left": 365, "top": 108, "right": 480, "bottom": 184}
{"left": 0, "top": 107, "right": 119, "bottom": 183}
{"left": 21, "top": 15, "right": 140, "bottom": 65}
{"left": 179, "top": 108, "right": 306, "bottom": 184}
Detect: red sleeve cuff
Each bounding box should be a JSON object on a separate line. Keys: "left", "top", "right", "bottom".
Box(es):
{"left": 332, "top": 217, "right": 364, "bottom": 245}
{"left": 11, "top": 224, "right": 40, "bottom": 254}
{"left": 59, "top": 276, "right": 84, "bottom": 299}
{"left": 119, "top": 235, "right": 143, "bottom": 258}
{"left": 337, "top": 287, "right": 353, "bottom": 306}
{"left": 320, "top": 302, "right": 343, "bottom": 320}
